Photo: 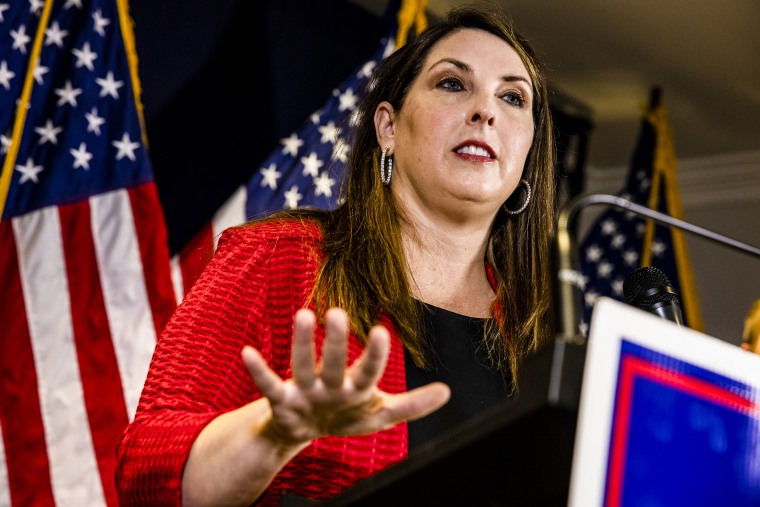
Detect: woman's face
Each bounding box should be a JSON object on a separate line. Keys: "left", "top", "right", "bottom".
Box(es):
{"left": 377, "top": 28, "right": 535, "bottom": 224}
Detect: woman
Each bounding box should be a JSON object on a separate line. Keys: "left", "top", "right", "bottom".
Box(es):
{"left": 116, "top": 5, "right": 556, "bottom": 506}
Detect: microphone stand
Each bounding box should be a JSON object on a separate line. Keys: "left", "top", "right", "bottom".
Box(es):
{"left": 553, "top": 193, "right": 760, "bottom": 346}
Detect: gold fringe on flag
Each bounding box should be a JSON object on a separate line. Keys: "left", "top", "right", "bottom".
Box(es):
{"left": 641, "top": 100, "right": 704, "bottom": 331}
{"left": 0, "top": 0, "right": 55, "bottom": 218}
{"left": 395, "top": 0, "right": 428, "bottom": 49}
{"left": 743, "top": 298, "right": 760, "bottom": 351}
{"left": 117, "top": 0, "right": 150, "bottom": 148}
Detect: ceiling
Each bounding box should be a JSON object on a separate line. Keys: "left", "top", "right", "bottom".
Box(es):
{"left": 353, "top": 0, "right": 760, "bottom": 169}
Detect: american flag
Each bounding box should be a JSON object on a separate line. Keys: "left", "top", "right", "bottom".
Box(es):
{"left": 171, "top": 35, "right": 396, "bottom": 299}
{"left": 577, "top": 98, "right": 703, "bottom": 335}
{"left": 0, "top": 1, "right": 176, "bottom": 506}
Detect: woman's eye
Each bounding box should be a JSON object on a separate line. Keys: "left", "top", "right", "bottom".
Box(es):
{"left": 438, "top": 77, "right": 464, "bottom": 91}
{"left": 502, "top": 91, "right": 525, "bottom": 107}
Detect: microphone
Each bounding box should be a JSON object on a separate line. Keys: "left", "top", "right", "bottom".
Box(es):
{"left": 623, "top": 266, "right": 684, "bottom": 326}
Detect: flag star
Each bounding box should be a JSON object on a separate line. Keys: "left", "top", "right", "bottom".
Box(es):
{"left": 1, "top": 133, "right": 11, "bottom": 154}
{"left": 638, "top": 177, "right": 651, "bottom": 191}
{"left": 381, "top": 38, "right": 395, "bottom": 58}
{"left": 611, "top": 233, "right": 626, "bottom": 249}
{"left": 92, "top": 9, "right": 111, "bottom": 36}
{"left": 300, "top": 152, "right": 323, "bottom": 178}
{"left": 35, "top": 119, "right": 62, "bottom": 145}
{"left": 55, "top": 79, "right": 82, "bottom": 106}
{"left": 16, "top": 157, "right": 44, "bottom": 184}
{"left": 337, "top": 87, "right": 358, "bottom": 112}
{"left": 584, "top": 289, "right": 599, "bottom": 308}
{"left": 332, "top": 138, "right": 349, "bottom": 163}
{"left": 310, "top": 111, "right": 323, "bottom": 125}
{"left": 0, "top": 60, "right": 15, "bottom": 90}
{"left": 579, "top": 321, "right": 589, "bottom": 338}
{"left": 623, "top": 249, "right": 639, "bottom": 266}
{"left": 34, "top": 60, "right": 49, "bottom": 84}
{"left": 85, "top": 107, "right": 105, "bottom": 135}
{"left": 70, "top": 142, "right": 92, "bottom": 169}
{"left": 0, "top": 4, "right": 10, "bottom": 22}
{"left": 314, "top": 172, "right": 336, "bottom": 198}
{"left": 577, "top": 273, "right": 588, "bottom": 291}
{"left": 281, "top": 133, "right": 303, "bottom": 157}
{"left": 612, "top": 278, "right": 624, "bottom": 296}
{"left": 651, "top": 239, "right": 667, "bottom": 256}
{"left": 45, "top": 20, "right": 69, "bottom": 48}
{"left": 64, "top": 0, "right": 83, "bottom": 9}
{"left": 597, "top": 261, "right": 614, "bottom": 278}
{"left": 357, "top": 60, "right": 376, "bottom": 79}
{"left": 283, "top": 185, "right": 303, "bottom": 209}
{"left": 29, "top": 0, "right": 44, "bottom": 14}
{"left": 635, "top": 221, "right": 646, "bottom": 236}
{"left": 601, "top": 218, "right": 617, "bottom": 235}
{"left": 72, "top": 41, "right": 97, "bottom": 71}
{"left": 585, "top": 244, "right": 602, "bottom": 263}
{"left": 259, "top": 163, "right": 281, "bottom": 190}
{"left": 112, "top": 132, "right": 139, "bottom": 160}
{"left": 96, "top": 71, "right": 123, "bottom": 99}
{"left": 11, "top": 25, "right": 31, "bottom": 54}
{"left": 318, "top": 121, "right": 340, "bottom": 144}
{"left": 635, "top": 168, "right": 647, "bottom": 180}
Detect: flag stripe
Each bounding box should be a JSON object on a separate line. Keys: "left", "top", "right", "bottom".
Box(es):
{"left": 0, "top": 220, "right": 55, "bottom": 507}
{"left": 171, "top": 186, "right": 248, "bottom": 302}
{"left": 0, "top": 426, "right": 10, "bottom": 507}
{"left": 59, "top": 200, "right": 125, "bottom": 507}
{"left": 90, "top": 190, "right": 156, "bottom": 419}
{"left": 14, "top": 208, "right": 106, "bottom": 506}
{"left": 128, "top": 183, "right": 177, "bottom": 346}
{"left": 170, "top": 254, "right": 185, "bottom": 307}
{"left": 212, "top": 185, "right": 247, "bottom": 244}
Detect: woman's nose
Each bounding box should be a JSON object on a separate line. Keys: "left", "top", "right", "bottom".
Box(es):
{"left": 469, "top": 98, "right": 495, "bottom": 126}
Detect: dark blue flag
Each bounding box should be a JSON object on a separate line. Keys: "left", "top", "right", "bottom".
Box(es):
{"left": 171, "top": 0, "right": 429, "bottom": 298}
{"left": 245, "top": 38, "right": 394, "bottom": 217}
{"left": 578, "top": 98, "right": 703, "bottom": 335}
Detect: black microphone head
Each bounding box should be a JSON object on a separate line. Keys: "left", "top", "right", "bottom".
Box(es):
{"left": 623, "top": 266, "right": 680, "bottom": 308}
{"left": 623, "top": 266, "right": 684, "bottom": 325}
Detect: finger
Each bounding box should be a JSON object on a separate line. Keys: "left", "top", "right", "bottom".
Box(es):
{"left": 291, "top": 309, "right": 317, "bottom": 389}
{"left": 320, "top": 308, "right": 350, "bottom": 388}
{"left": 380, "top": 382, "right": 451, "bottom": 426}
{"left": 348, "top": 325, "right": 390, "bottom": 391}
{"left": 242, "top": 346, "right": 286, "bottom": 403}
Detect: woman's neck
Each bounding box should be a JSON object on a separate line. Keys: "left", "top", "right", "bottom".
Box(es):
{"left": 401, "top": 218, "right": 495, "bottom": 318}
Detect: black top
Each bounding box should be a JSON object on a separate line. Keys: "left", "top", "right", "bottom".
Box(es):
{"left": 405, "top": 303, "right": 511, "bottom": 452}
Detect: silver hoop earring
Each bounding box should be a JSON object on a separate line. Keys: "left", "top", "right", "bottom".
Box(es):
{"left": 503, "top": 179, "right": 532, "bottom": 215}
{"left": 379, "top": 147, "right": 393, "bottom": 186}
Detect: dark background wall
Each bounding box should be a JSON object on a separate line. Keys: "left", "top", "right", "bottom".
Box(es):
{"left": 129, "top": 0, "right": 591, "bottom": 255}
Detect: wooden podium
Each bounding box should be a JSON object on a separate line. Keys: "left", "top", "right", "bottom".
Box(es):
{"left": 321, "top": 338, "right": 587, "bottom": 507}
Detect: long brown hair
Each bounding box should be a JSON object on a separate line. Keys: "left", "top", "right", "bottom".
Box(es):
{"left": 263, "top": 5, "right": 556, "bottom": 387}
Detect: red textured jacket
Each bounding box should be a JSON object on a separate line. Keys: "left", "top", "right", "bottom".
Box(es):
{"left": 115, "top": 218, "right": 409, "bottom": 506}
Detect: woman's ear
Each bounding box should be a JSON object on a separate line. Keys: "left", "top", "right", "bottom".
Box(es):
{"left": 374, "top": 101, "right": 395, "bottom": 149}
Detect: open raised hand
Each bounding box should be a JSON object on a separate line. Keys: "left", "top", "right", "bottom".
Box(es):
{"left": 181, "top": 308, "right": 450, "bottom": 506}
{"left": 242, "top": 307, "right": 451, "bottom": 446}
